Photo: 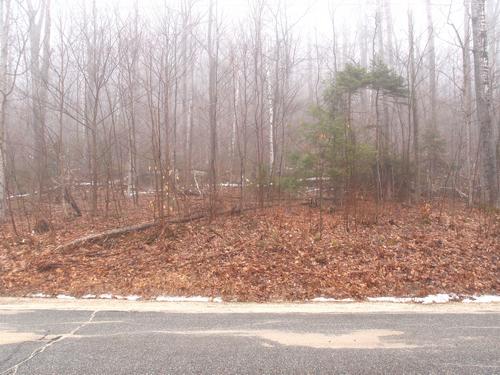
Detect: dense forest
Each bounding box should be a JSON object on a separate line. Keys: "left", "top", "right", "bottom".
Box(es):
{"left": 0, "top": 0, "right": 499, "bottom": 301}
{"left": 0, "top": 0, "right": 499, "bottom": 227}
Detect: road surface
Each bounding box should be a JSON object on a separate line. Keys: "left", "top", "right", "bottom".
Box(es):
{"left": 1, "top": 298, "right": 499, "bottom": 374}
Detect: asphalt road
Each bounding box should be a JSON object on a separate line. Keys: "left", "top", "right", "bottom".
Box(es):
{"left": 1, "top": 300, "right": 499, "bottom": 374}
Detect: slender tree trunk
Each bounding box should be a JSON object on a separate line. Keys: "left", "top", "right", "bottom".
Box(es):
{"left": 359, "top": 9, "right": 368, "bottom": 126}
{"left": 408, "top": 9, "right": 420, "bottom": 203}
{"left": 0, "top": 0, "right": 10, "bottom": 220}
{"left": 463, "top": 0, "right": 474, "bottom": 206}
{"left": 426, "top": 0, "right": 438, "bottom": 198}
{"left": 57, "top": 22, "right": 66, "bottom": 215}
{"left": 125, "top": 4, "right": 140, "bottom": 204}
{"left": 266, "top": 43, "right": 275, "bottom": 182}
{"left": 471, "top": 0, "right": 499, "bottom": 207}
{"left": 375, "top": 89, "right": 382, "bottom": 202}
{"left": 85, "top": 0, "right": 99, "bottom": 216}
{"left": 230, "top": 55, "right": 238, "bottom": 184}
{"left": 172, "top": 31, "right": 179, "bottom": 195}
{"left": 0, "top": 97, "right": 5, "bottom": 220}
{"left": 181, "top": 8, "right": 188, "bottom": 187}
{"left": 237, "top": 42, "right": 249, "bottom": 210}
{"left": 207, "top": 0, "right": 218, "bottom": 218}
{"left": 375, "top": 0, "right": 390, "bottom": 200}
{"left": 28, "top": 0, "right": 51, "bottom": 211}
{"left": 487, "top": 0, "right": 500, "bottom": 191}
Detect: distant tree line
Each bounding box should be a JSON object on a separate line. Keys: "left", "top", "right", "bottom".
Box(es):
{"left": 0, "top": 0, "right": 499, "bottom": 231}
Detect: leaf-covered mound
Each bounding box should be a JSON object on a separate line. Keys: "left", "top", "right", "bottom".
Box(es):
{"left": 1, "top": 204, "right": 498, "bottom": 301}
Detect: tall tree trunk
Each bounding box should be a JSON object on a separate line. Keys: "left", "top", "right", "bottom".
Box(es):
{"left": 425, "top": 0, "right": 437, "bottom": 128}
{"left": 359, "top": 7, "right": 369, "bottom": 126}
{"left": 463, "top": 0, "right": 474, "bottom": 206}
{"left": 126, "top": 2, "right": 139, "bottom": 204}
{"left": 425, "top": 0, "right": 438, "bottom": 198}
{"left": 307, "top": 39, "right": 313, "bottom": 103}
{"left": 86, "top": 0, "right": 98, "bottom": 216}
{"left": 266, "top": 40, "right": 275, "bottom": 182}
{"left": 0, "top": 0, "right": 10, "bottom": 220}
{"left": 28, "top": 0, "right": 51, "bottom": 210}
{"left": 408, "top": 9, "right": 420, "bottom": 203}
{"left": 181, "top": 3, "right": 189, "bottom": 187}
{"left": 207, "top": 0, "right": 218, "bottom": 218}
{"left": 375, "top": 0, "right": 390, "bottom": 199}
{"left": 230, "top": 54, "right": 238, "bottom": 184}
{"left": 471, "top": 0, "right": 499, "bottom": 206}
{"left": 252, "top": 2, "right": 265, "bottom": 208}
{"left": 56, "top": 15, "right": 67, "bottom": 215}
{"left": 487, "top": 0, "right": 500, "bottom": 191}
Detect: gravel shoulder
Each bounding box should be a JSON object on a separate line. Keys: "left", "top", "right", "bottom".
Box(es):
{"left": 1, "top": 297, "right": 500, "bottom": 314}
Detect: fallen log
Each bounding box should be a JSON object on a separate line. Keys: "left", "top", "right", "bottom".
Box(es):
{"left": 55, "top": 212, "right": 206, "bottom": 253}
{"left": 54, "top": 203, "right": 305, "bottom": 253}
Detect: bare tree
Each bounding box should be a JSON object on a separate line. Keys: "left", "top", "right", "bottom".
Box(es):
{"left": 119, "top": 1, "right": 141, "bottom": 204}
{"left": 27, "top": 0, "right": 51, "bottom": 211}
{"left": 425, "top": 0, "right": 440, "bottom": 197}
{"left": 207, "top": 0, "right": 218, "bottom": 217}
{"left": 449, "top": 0, "right": 475, "bottom": 205}
{"left": 471, "top": 0, "right": 499, "bottom": 207}
{"left": 408, "top": 8, "right": 420, "bottom": 203}
{"left": 1, "top": 0, "right": 498, "bottom": 229}
{"left": 0, "top": 0, "right": 11, "bottom": 220}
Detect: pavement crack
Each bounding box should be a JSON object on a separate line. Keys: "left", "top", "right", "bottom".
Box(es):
{"left": 0, "top": 310, "right": 98, "bottom": 375}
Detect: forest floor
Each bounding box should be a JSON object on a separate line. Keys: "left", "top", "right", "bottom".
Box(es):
{"left": 0, "top": 200, "right": 498, "bottom": 302}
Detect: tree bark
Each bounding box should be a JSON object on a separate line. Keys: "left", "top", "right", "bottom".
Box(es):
{"left": 408, "top": 9, "right": 420, "bottom": 203}
{"left": 425, "top": 0, "right": 438, "bottom": 198}
{"left": 463, "top": 0, "right": 474, "bottom": 206}
{"left": 27, "top": 0, "right": 51, "bottom": 210}
{"left": 207, "top": 0, "right": 218, "bottom": 218}
{"left": 0, "top": 0, "right": 10, "bottom": 220}
{"left": 471, "top": 0, "right": 499, "bottom": 206}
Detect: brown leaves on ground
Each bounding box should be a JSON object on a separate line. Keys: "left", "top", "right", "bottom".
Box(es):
{"left": 0, "top": 202, "right": 498, "bottom": 302}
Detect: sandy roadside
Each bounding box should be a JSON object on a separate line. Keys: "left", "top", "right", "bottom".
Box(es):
{"left": 0, "top": 297, "right": 499, "bottom": 314}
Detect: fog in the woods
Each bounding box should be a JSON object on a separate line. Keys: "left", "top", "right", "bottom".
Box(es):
{"left": 0, "top": 0, "right": 499, "bottom": 304}
{"left": 0, "top": 0, "right": 499, "bottom": 225}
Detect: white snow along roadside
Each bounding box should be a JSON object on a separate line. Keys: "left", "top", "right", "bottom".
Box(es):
{"left": 22, "top": 293, "right": 500, "bottom": 304}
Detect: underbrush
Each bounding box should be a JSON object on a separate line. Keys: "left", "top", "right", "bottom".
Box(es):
{"left": 1, "top": 202, "right": 498, "bottom": 301}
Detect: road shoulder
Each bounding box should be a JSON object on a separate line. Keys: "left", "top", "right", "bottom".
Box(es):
{"left": 1, "top": 297, "right": 499, "bottom": 314}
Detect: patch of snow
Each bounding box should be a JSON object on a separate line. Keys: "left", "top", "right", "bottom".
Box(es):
{"left": 27, "top": 293, "right": 51, "bottom": 298}
{"left": 419, "top": 294, "right": 457, "bottom": 304}
{"left": 138, "top": 190, "right": 155, "bottom": 195}
{"left": 23, "top": 292, "right": 499, "bottom": 304}
{"left": 155, "top": 296, "right": 221, "bottom": 302}
{"left": 304, "top": 177, "right": 331, "bottom": 182}
{"left": 312, "top": 297, "right": 355, "bottom": 302}
{"left": 56, "top": 294, "right": 75, "bottom": 300}
{"left": 98, "top": 294, "right": 113, "bottom": 299}
{"left": 462, "top": 295, "right": 500, "bottom": 303}
{"left": 367, "top": 297, "right": 414, "bottom": 303}
{"left": 366, "top": 294, "right": 458, "bottom": 304}
{"left": 126, "top": 295, "right": 141, "bottom": 301}
{"left": 9, "top": 193, "right": 30, "bottom": 199}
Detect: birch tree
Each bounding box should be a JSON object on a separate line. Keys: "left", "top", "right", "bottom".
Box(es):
{"left": 471, "top": 0, "right": 499, "bottom": 206}
{"left": 207, "top": 0, "right": 218, "bottom": 217}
